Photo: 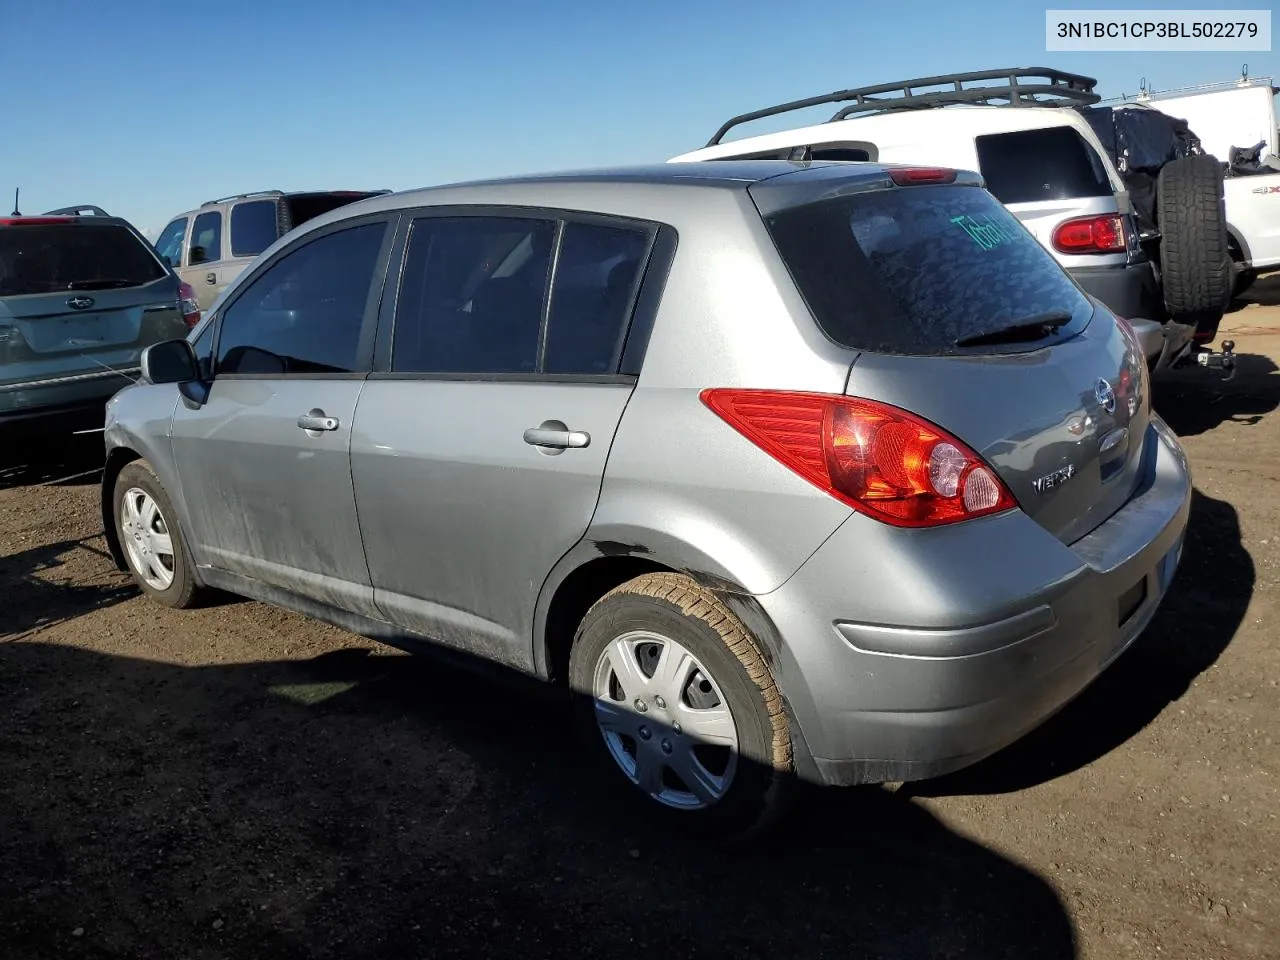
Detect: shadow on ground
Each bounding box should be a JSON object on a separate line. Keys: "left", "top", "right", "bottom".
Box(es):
{"left": 0, "top": 537, "right": 135, "bottom": 639}
{"left": 904, "top": 484, "right": 1249, "bottom": 798}
{"left": 0, "top": 434, "right": 104, "bottom": 492}
{"left": 0, "top": 636, "right": 1078, "bottom": 959}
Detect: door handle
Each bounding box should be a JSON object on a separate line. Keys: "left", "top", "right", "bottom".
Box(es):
{"left": 205, "top": 272, "right": 217, "bottom": 284}
{"left": 523, "top": 421, "right": 590, "bottom": 450}
{"left": 297, "top": 409, "right": 340, "bottom": 432}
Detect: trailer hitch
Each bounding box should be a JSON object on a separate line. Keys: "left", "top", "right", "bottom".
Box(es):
{"left": 1193, "top": 339, "right": 1236, "bottom": 380}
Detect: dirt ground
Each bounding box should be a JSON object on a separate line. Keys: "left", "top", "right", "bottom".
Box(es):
{"left": 2, "top": 281, "right": 1279, "bottom": 960}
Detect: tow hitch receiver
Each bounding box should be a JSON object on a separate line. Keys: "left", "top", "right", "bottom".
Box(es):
{"left": 1192, "top": 339, "right": 1236, "bottom": 380}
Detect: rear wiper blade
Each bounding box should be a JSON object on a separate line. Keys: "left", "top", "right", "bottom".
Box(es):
{"left": 66, "top": 278, "right": 138, "bottom": 290}
{"left": 954, "top": 311, "right": 1073, "bottom": 348}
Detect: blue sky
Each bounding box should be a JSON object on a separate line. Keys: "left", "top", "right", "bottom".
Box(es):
{"left": 4, "top": 0, "right": 1273, "bottom": 236}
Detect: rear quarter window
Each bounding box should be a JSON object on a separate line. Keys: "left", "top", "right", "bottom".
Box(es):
{"left": 763, "top": 183, "right": 1093, "bottom": 356}
{"left": 0, "top": 224, "right": 166, "bottom": 296}
{"left": 974, "top": 127, "right": 1113, "bottom": 204}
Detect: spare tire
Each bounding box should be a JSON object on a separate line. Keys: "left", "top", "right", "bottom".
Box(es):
{"left": 1156, "top": 155, "right": 1232, "bottom": 336}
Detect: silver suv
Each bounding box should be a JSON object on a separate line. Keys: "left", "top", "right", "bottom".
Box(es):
{"left": 102, "top": 161, "right": 1191, "bottom": 841}
{"left": 153, "top": 189, "right": 389, "bottom": 313}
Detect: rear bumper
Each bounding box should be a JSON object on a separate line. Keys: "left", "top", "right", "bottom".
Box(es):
{"left": 1069, "top": 261, "right": 1165, "bottom": 324}
{"left": 759, "top": 416, "right": 1192, "bottom": 786}
{"left": 0, "top": 370, "right": 136, "bottom": 439}
{"left": 1069, "top": 262, "right": 1198, "bottom": 372}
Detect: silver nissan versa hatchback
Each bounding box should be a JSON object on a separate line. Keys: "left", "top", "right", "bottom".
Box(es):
{"left": 101, "top": 161, "right": 1191, "bottom": 841}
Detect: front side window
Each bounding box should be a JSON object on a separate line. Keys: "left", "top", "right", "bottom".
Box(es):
{"left": 215, "top": 222, "right": 386, "bottom": 375}
{"left": 154, "top": 218, "right": 188, "bottom": 267}
{"left": 188, "top": 211, "right": 223, "bottom": 266}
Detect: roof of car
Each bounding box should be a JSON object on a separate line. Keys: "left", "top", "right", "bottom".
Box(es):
{"left": 669, "top": 105, "right": 1098, "bottom": 164}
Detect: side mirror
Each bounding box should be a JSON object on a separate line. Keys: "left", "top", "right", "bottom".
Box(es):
{"left": 141, "top": 339, "right": 200, "bottom": 385}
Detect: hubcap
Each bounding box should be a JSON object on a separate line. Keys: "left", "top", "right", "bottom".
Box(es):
{"left": 591, "top": 630, "right": 739, "bottom": 810}
{"left": 119, "top": 487, "right": 176, "bottom": 591}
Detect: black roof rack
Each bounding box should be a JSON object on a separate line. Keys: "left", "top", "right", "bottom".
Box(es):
{"left": 705, "top": 67, "right": 1101, "bottom": 146}
{"left": 43, "top": 204, "right": 111, "bottom": 217}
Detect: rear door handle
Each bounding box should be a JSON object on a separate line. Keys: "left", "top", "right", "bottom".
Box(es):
{"left": 523, "top": 422, "right": 590, "bottom": 450}
{"left": 298, "top": 409, "right": 340, "bottom": 432}
{"left": 205, "top": 272, "right": 217, "bottom": 285}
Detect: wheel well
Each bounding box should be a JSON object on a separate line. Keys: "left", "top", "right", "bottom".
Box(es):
{"left": 101, "top": 447, "right": 142, "bottom": 571}
{"left": 543, "top": 556, "right": 671, "bottom": 684}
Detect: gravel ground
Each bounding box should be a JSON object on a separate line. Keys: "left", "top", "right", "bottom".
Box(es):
{"left": 2, "top": 281, "right": 1279, "bottom": 960}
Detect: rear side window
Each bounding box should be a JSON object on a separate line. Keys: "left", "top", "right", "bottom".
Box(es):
{"left": 543, "top": 221, "right": 650, "bottom": 375}
{"left": 0, "top": 224, "right": 166, "bottom": 296}
{"left": 974, "top": 127, "right": 1112, "bottom": 204}
{"left": 392, "top": 216, "right": 555, "bottom": 375}
{"left": 189, "top": 211, "right": 222, "bottom": 265}
{"left": 230, "top": 200, "right": 279, "bottom": 258}
{"left": 763, "top": 184, "right": 1092, "bottom": 356}
{"left": 391, "top": 216, "right": 651, "bottom": 376}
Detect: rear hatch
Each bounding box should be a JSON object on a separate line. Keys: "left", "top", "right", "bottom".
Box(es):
{"left": 971, "top": 125, "right": 1134, "bottom": 266}
{"left": 0, "top": 220, "right": 189, "bottom": 389}
{"left": 752, "top": 168, "right": 1150, "bottom": 545}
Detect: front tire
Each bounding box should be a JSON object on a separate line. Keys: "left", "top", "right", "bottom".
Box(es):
{"left": 112, "top": 460, "right": 204, "bottom": 609}
{"left": 568, "top": 572, "right": 793, "bottom": 843}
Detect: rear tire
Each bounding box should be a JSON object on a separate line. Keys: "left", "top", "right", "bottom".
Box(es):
{"left": 568, "top": 572, "right": 794, "bottom": 845}
{"left": 112, "top": 460, "right": 205, "bottom": 609}
{"left": 1155, "top": 155, "right": 1232, "bottom": 337}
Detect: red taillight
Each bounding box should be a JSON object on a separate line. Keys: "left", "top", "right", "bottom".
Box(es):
{"left": 699, "top": 389, "right": 1018, "bottom": 528}
{"left": 178, "top": 281, "right": 201, "bottom": 328}
{"left": 1052, "top": 215, "right": 1126, "bottom": 254}
{"left": 1111, "top": 314, "right": 1149, "bottom": 412}
{"left": 888, "top": 167, "right": 958, "bottom": 185}
{"left": 0, "top": 216, "right": 76, "bottom": 226}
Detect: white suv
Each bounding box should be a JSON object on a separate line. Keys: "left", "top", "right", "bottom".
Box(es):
{"left": 669, "top": 68, "right": 1231, "bottom": 375}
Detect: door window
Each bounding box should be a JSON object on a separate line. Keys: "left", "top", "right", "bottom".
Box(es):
{"left": 154, "top": 217, "right": 188, "bottom": 268}
{"left": 542, "top": 221, "right": 651, "bottom": 375}
{"left": 391, "top": 215, "right": 651, "bottom": 376}
{"left": 230, "top": 200, "right": 279, "bottom": 258}
{"left": 391, "top": 216, "right": 555, "bottom": 374}
{"left": 214, "top": 222, "right": 387, "bottom": 375}
{"left": 188, "top": 211, "right": 223, "bottom": 266}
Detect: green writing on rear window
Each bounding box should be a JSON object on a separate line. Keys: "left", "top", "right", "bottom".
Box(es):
{"left": 950, "top": 213, "right": 1021, "bottom": 250}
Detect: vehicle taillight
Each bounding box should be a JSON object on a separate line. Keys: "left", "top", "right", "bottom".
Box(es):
{"left": 1111, "top": 314, "right": 1149, "bottom": 414}
{"left": 888, "top": 167, "right": 959, "bottom": 185}
{"left": 699, "top": 389, "right": 1018, "bottom": 527}
{"left": 178, "top": 281, "right": 201, "bottom": 328}
{"left": 1052, "top": 214, "right": 1126, "bottom": 254}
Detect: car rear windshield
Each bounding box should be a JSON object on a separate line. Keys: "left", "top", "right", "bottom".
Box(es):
{"left": 762, "top": 183, "right": 1093, "bottom": 356}
{"left": 974, "top": 127, "right": 1113, "bottom": 204}
{"left": 0, "top": 224, "right": 166, "bottom": 297}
